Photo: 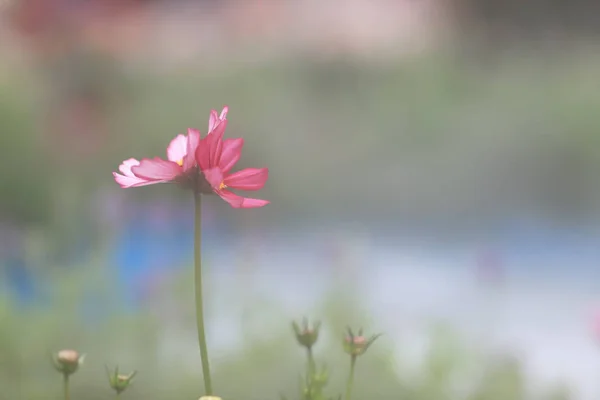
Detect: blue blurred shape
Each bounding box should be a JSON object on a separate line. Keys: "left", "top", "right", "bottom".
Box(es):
{"left": 5, "top": 256, "right": 37, "bottom": 307}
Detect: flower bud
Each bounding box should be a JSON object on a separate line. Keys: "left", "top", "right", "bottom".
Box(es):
{"left": 342, "top": 327, "right": 381, "bottom": 357}
{"left": 292, "top": 318, "right": 321, "bottom": 349}
{"left": 107, "top": 366, "right": 137, "bottom": 394}
{"left": 52, "top": 349, "right": 85, "bottom": 375}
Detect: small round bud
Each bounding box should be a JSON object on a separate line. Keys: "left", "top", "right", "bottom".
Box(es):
{"left": 52, "top": 349, "right": 84, "bottom": 375}
{"left": 58, "top": 350, "right": 79, "bottom": 364}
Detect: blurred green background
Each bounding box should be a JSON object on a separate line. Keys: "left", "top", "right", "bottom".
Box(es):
{"left": 2, "top": 0, "right": 600, "bottom": 399}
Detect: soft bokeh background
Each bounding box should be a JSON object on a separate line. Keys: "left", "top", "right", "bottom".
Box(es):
{"left": 2, "top": 0, "right": 600, "bottom": 399}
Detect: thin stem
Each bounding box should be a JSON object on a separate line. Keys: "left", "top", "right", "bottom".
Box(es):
{"left": 344, "top": 355, "right": 357, "bottom": 400}
{"left": 63, "top": 373, "right": 70, "bottom": 400}
{"left": 194, "top": 191, "right": 213, "bottom": 395}
{"left": 306, "top": 347, "right": 316, "bottom": 375}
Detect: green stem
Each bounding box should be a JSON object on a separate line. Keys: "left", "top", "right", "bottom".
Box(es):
{"left": 306, "top": 347, "right": 316, "bottom": 375}
{"left": 63, "top": 373, "right": 70, "bottom": 400}
{"left": 344, "top": 356, "right": 356, "bottom": 400}
{"left": 194, "top": 191, "right": 213, "bottom": 395}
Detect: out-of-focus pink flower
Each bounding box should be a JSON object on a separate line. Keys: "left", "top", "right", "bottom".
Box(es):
{"left": 113, "top": 129, "right": 200, "bottom": 188}
{"left": 591, "top": 308, "right": 600, "bottom": 341}
{"left": 113, "top": 106, "right": 269, "bottom": 209}
{"left": 475, "top": 249, "right": 505, "bottom": 286}
{"left": 196, "top": 107, "right": 269, "bottom": 209}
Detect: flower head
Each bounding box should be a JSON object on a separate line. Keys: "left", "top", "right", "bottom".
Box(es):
{"left": 113, "top": 106, "right": 269, "bottom": 208}
{"left": 342, "top": 327, "right": 381, "bottom": 357}
{"left": 52, "top": 349, "right": 85, "bottom": 375}
{"left": 196, "top": 107, "right": 269, "bottom": 208}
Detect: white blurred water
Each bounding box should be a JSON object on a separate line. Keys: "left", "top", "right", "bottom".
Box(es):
{"left": 157, "top": 228, "right": 600, "bottom": 400}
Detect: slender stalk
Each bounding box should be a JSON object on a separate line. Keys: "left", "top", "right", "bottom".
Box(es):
{"left": 194, "top": 191, "right": 213, "bottom": 395}
{"left": 306, "top": 347, "right": 316, "bottom": 375}
{"left": 344, "top": 356, "right": 357, "bottom": 400}
{"left": 63, "top": 374, "right": 70, "bottom": 400}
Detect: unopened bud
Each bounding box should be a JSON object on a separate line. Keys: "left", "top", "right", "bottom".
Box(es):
{"left": 52, "top": 349, "right": 85, "bottom": 375}
{"left": 107, "top": 366, "right": 137, "bottom": 394}
{"left": 292, "top": 318, "right": 321, "bottom": 349}
{"left": 342, "top": 327, "right": 381, "bottom": 357}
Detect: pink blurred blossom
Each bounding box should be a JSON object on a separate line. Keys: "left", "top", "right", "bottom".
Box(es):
{"left": 113, "top": 106, "right": 269, "bottom": 208}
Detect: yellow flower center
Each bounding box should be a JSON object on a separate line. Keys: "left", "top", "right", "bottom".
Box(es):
{"left": 176, "top": 159, "right": 183, "bottom": 166}
{"left": 218, "top": 182, "right": 227, "bottom": 190}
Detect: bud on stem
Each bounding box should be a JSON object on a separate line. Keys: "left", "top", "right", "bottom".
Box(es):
{"left": 52, "top": 350, "right": 85, "bottom": 376}
{"left": 292, "top": 318, "right": 321, "bottom": 350}
{"left": 106, "top": 365, "right": 137, "bottom": 395}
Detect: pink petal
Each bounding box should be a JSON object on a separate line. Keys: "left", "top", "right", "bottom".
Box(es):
{"left": 217, "top": 189, "right": 270, "bottom": 208}
{"left": 208, "top": 110, "right": 219, "bottom": 133}
{"left": 198, "top": 106, "right": 230, "bottom": 170}
{"left": 224, "top": 168, "right": 268, "bottom": 191}
{"left": 131, "top": 157, "right": 182, "bottom": 181}
{"left": 219, "top": 138, "right": 244, "bottom": 173}
{"left": 196, "top": 136, "right": 212, "bottom": 171}
{"left": 166, "top": 134, "right": 187, "bottom": 163}
{"left": 208, "top": 120, "right": 228, "bottom": 166}
{"left": 202, "top": 167, "right": 224, "bottom": 190}
{"left": 219, "top": 106, "right": 229, "bottom": 120}
{"left": 113, "top": 172, "right": 159, "bottom": 188}
{"left": 208, "top": 106, "right": 228, "bottom": 133}
{"left": 183, "top": 128, "right": 201, "bottom": 170}
{"left": 113, "top": 158, "right": 156, "bottom": 188}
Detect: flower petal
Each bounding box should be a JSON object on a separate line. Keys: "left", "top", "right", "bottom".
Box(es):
{"left": 113, "top": 158, "right": 159, "bottom": 188}
{"left": 131, "top": 157, "right": 182, "bottom": 181}
{"left": 196, "top": 136, "right": 212, "bottom": 171}
{"left": 183, "top": 128, "right": 201, "bottom": 170}
{"left": 202, "top": 167, "right": 224, "bottom": 190}
{"left": 166, "top": 134, "right": 187, "bottom": 163}
{"left": 219, "top": 138, "right": 244, "bottom": 173}
{"left": 208, "top": 110, "right": 219, "bottom": 133}
{"left": 208, "top": 106, "right": 229, "bottom": 133}
{"left": 219, "top": 106, "right": 229, "bottom": 120}
{"left": 224, "top": 168, "right": 268, "bottom": 191}
{"left": 113, "top": 172, "right": 158, "bottom": 188}
{"left": 209, "top": 119, "right": 228, "bottom": 166}
{"left": 118, "top": 158, "right": 141, "bottom": 177}
{"left": 217, "top": 189, "right": 270, "bottom": 208}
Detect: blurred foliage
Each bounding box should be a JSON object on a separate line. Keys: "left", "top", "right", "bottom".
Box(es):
{"left": 0, "top": 75, "right": 51, "bottom": 226}
{"left": 3, "top": 48, "right": 600, "bottom": 230}
{"left": 453, "top": 0, "right": 600, "bottom": 39}
{"left": 0, "top": 258, "right": 579, "bottom": 400}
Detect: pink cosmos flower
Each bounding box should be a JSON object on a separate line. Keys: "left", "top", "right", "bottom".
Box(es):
{"left": 113, "top": 106, "right": 269, "bottom": 208}
{"left": 196, "top": 108, "right": 269, "bottom": 209}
